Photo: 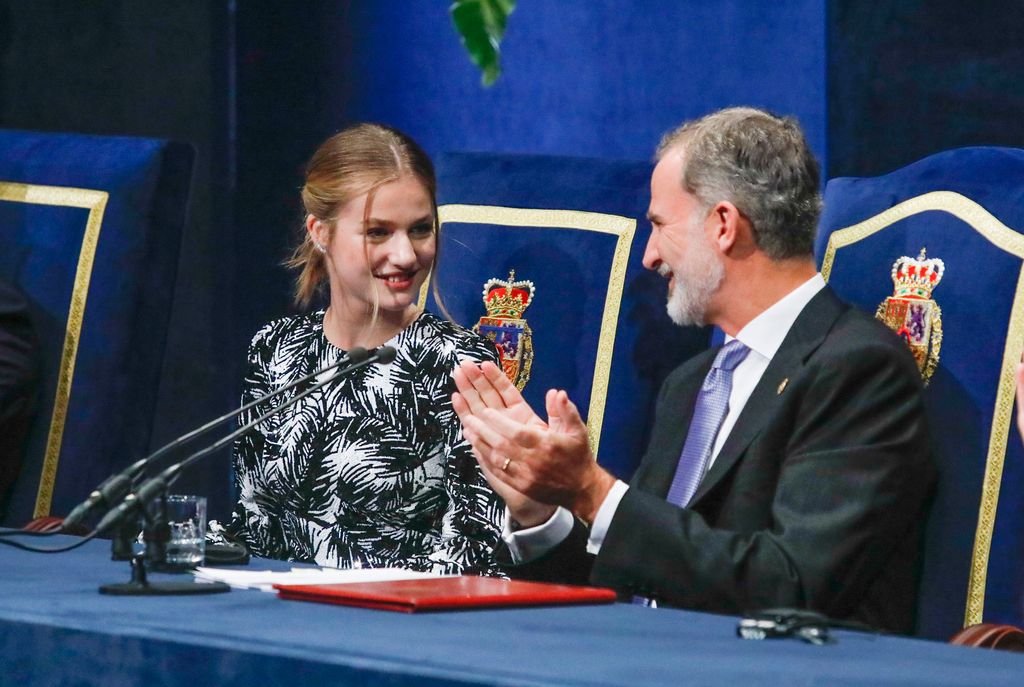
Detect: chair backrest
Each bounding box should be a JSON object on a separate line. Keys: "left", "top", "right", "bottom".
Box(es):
{"left": 815, "top": 146, "right": 1024, "bottom": 639}
{"left": 0, "top": 129, "right": 193, "bottom": 525}
{"left": 423, "top": 152, "right": 710, "bottom": 480}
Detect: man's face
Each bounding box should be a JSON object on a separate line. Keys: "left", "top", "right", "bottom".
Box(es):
{"left": 642, "top": 151, "right": 725, "bottom": 327}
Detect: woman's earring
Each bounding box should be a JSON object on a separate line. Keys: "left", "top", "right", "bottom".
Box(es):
{"left": 314, "top": 241, "right": 327, "bottom": 254}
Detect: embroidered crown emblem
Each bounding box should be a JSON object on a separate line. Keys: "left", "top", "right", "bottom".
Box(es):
{"left": 481, "top": 270, "right": 535, "bottom": 319}
{"left": 474, "top": 269, "right": 535, "bottom": 390}
{"left": 876, "top": 248, "right": 944, "bottom": 385}
{"left": 891, "top": 249, "right": 945, "bottom": 300}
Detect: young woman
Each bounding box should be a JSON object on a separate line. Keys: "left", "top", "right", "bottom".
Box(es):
{"left": 227, "top": 124, "right": 502, "bottom": 573}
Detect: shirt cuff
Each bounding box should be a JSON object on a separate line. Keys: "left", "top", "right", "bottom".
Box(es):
{"left": 586, "top": 480, "right": 629, "bottom": 555}
{"left": 502, "top": 506, "right": 575, "bottom": 563}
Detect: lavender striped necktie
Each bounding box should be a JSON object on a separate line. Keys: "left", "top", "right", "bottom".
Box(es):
{"left": 665, "top": 339, "right": 751, "bottom": 507}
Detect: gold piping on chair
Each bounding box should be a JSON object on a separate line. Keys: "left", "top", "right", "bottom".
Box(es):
{"left": 419, "top": 204, "right": 636, "bottom": 460}
{"left": 0, "top": 182, "right": 108, "bottom": 518}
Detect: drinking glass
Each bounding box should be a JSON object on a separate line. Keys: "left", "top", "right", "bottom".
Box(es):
{"left": 160, "top": 494, "right": 206, "bottom": 569}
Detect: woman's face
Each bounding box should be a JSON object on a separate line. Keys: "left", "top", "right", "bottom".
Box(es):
{"left": 311, "top": 175, "right": 436, "bottom": 323}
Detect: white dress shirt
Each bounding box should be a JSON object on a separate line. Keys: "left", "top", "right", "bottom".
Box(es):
{"left": 504, "top": 273, "right": 827, "bottom": 561}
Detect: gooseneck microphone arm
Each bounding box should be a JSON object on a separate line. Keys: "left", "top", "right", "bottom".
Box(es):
{"left": 57, "top": 347, "right": 373, "bottom": 530}
{"left": 93, "top": 345, "right": 398, "bottom": 536}
{"left": 1, "top": 345, "right": 396, "bottom": 554}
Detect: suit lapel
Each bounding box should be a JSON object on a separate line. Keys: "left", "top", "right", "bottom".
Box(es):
{"left": 688, "top": 287, "right": 848, "bottom": 505}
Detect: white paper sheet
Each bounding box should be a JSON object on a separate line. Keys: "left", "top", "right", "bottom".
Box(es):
{"left": 192, "top": 566, "right": 447, "bottom": 592}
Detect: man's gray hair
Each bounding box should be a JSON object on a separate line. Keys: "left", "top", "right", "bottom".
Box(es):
{"left": 657, "top": 107, "right": 822, "bottom": 260}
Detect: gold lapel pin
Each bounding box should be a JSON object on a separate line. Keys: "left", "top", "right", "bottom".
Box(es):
{"left": 777, "top": 378, "right": 789, "bottom": 395}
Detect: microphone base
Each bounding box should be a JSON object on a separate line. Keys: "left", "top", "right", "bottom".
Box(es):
{"left": 99, "top": 552, "right": 231, "bottom": 596}
{"left": 99, "top": 580, "right": 230, "bottom": 596}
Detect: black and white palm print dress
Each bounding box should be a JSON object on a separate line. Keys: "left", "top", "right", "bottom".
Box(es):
{"left": 227, "top": 310, "right": 504, "bottom": 574}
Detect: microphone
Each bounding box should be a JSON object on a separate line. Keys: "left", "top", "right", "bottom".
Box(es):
{"left": 375, "top": 345, "right": 397, "bottom": 364}
{"left": 62, "top": 461, "right": 146, "bottom": 529}
{"left": 62, "top": 346, "right": 373, "bottom": 529}
{"left": 94, "top": 345, "right": 396, "bottom": 536}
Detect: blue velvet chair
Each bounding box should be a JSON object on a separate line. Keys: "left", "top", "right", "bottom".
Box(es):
{"left": 815, "top": 147, "right": 1024, "bottom": 639}
{"left": 0, "top": 130, "right": 193, "bottom": 525}
{"left": 422, "top": 152, "right": 710, "bottom": 481}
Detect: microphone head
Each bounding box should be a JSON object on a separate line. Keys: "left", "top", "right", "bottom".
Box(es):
{"left": 347, "top": 347, "right": 370, "bottom": 364}
{"left": 375, "top": 345, "right": 397, "bottom": 364}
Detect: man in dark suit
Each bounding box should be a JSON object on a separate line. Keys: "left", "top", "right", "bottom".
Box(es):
{"left": 452, "top": 107, "right": 933, "bottom": 634}
{"left": 0, "top": 277, "right": 38, "bottom": 518}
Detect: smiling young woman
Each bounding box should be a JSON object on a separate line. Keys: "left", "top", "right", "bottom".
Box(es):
{"left": 225, "top": 124, "right": 503, "bottom": 573}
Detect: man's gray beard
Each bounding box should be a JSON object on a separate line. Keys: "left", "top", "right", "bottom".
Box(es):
{"left": 665, "top": 235, "right": 725, "bottom": 327}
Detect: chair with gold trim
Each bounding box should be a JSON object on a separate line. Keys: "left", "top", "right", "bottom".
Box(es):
{"left": 0, "top": 130, "right": 193, "bottom": 526}
{"left": 815, "top": 146, "right": 1024, "bottom": 639}
{"left": 422, "top": 152, "right": 710, "bottom": 481}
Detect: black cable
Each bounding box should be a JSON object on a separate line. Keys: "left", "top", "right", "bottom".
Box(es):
{"left": 0, "top": 528, "right": 66, "bottom": 538}
{"left": 0, "top": 530, "right": 100, "bottom": 553}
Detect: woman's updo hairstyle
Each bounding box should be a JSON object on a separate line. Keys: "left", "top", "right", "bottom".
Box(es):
{"left": 289, "top": 123, "right": 438, "bottom": 307}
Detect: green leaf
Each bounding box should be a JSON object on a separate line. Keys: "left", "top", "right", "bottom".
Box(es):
{"left": 450, "top": 0, "right": 516, "bottom": 87}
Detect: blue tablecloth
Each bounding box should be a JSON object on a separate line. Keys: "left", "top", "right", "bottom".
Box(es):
{"left": 1, "top": 535, "right": 1021, "bottom": 686}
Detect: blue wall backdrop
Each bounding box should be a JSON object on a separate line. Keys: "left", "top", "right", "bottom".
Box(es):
{"left": 330, "top": 1, "right": 827, "bottom": 163}
{"left": 828, "top": 1, "right": 1024, "bottom": 176}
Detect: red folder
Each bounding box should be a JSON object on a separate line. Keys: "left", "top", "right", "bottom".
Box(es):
{"left": 274, "top": 576, "right": 617, "bottom": 613}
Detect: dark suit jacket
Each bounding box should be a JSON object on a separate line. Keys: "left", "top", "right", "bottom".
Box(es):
{"left": 510, "top": 287, "right": 934, "bottom": 634}
{"left": 0, "top": 277, "right": 39, "bottom": 517}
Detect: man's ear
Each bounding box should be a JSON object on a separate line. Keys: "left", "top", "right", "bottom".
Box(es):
{"left": 709, "top": 201, "right": 741, "bottom": 254}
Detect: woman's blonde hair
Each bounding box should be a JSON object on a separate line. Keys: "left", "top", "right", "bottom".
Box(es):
{"left": 287, "top": 123, "right": 441, "bottom": 310}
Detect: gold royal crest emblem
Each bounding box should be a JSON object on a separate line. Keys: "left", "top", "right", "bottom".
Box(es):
{"left": 875, "top": 248, "right": 944, "bottom": 384}
{"left": 473, "top": 270, "right": 535, "bottom": 390}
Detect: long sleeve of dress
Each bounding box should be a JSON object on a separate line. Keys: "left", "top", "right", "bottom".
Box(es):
{"left": 407, "top": 339, "right": 505, "bottom": 576}
{"left": 227, "top": 323, "right": 287, "bottom": 556}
